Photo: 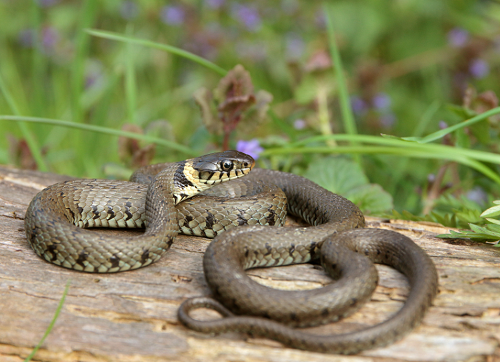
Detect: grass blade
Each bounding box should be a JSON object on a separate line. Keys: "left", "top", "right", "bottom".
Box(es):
{"left": 324, "top": 3, "right": 359, "bottom": 162}
{"left": 261, "top": 142, "right": 500, "bottom": 184}
{"left": 0, "top": 115, "right": 197, "bottom": 156}
{"left": 24, "top": 281, "right": 70, "bottom": 362}
{"left": 125, "top": 24, "right": 138, "bottom": 125}
{"left": 86, "top": 29, "right": 227, "bottom": 76}
{"left": 0, "top": 73, "right": 48, "bottom": 171}
{"left": 402, "top": 107, "right": 500, "bottom": 143}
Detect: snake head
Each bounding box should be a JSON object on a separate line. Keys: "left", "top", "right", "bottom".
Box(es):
{"left": 192, "top": 150, "right": 255, "bottom": 185}
{"left": 172, "top": 151, "right": 255, "bottom": 204}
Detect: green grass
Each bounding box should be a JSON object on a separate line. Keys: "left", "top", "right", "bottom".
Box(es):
{"left": 24, "top": 281, "right": 70, "bottom": 362}
{"left": 1, "top": 0, "right": 500, "bottom": 217}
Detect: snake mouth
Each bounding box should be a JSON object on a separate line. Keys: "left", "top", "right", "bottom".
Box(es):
{"left": 197, "top": 166, "right": 253, "bottom": 185}
{"left": 195, "top": 150, "right": 255, "bottom": 186}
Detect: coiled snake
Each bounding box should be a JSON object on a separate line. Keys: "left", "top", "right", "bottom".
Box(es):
{"left": 24, "top": 150, "right": 438, "bottom": 354}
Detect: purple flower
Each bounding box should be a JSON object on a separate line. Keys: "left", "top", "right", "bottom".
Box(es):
{"left": 120, "top": 1, "right": 139, "bottom": 20}
{"left": 466, "top": 187, "right": 487, "bottom": 206}
{"left": 293, "top": 119, "right": 306, "bottom": 130}
{"left": 160, "top": 6, "right": 185, "bottom": 26}
{"left": 18, "top": 29, "right": 35, "bottom": 48}
{"left": 380, "top": 113, "right": 396, "bottom": 128}
{"left": 236, "top": 139, "right": 264, "bottom": 160}
{"left": 207, "top": 0, "right": 225, "bottom": 9}
{"left": 350, "top": 96, "right": 367, "bottom": 115}
{"left": 447, "top": 28, "right": 469, "bottom": 48}
{"left": 439, "top": 120, "right": 448, "bottom": 129}
{"left": 232, "top": 4, "right": 261, "bottom": 31}
{"left": 38, "top": 0, "right": 59, "bottom": 7}
{"left": 85, "top": 60, "right": 104, "bottom": 89}
{"left": 469, "top": 59, "right": 489, "bottom": 79}
{"left": 42, "top": 27, "right": 59, "bottom": 51}
{"left": 235, "top": 42, "right": 267, "bottom": 61}
{"left": 372, "top": 93, "right": 391, "bottom": 110}
{"left": 286, "top": 34, "right": 304, "bottom": 59}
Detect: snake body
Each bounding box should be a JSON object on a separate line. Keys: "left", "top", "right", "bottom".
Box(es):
{"left": 25, "top": 151, "right": 255, "bottom": 272}
{"left": 24, "top": 151, "right": 438, "bottom": 354}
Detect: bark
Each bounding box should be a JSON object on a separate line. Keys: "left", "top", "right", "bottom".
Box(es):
{"left": 0, "top": 165, "right": 499, "bottom": 362}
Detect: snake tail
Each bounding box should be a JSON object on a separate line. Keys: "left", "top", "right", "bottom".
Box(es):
{"left": 179, "top": 228, "right": 438, "bottom": 354}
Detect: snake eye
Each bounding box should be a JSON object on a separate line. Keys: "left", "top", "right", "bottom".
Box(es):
{"left": 243, "top": 162, "right": 249, "bottom": 168}
{"left": 221, "top": 160, "right": 233, "bottom": 171}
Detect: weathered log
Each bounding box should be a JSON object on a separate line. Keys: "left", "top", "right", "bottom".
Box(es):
{"left": 0, "top": 165, "right": 498, "bottom": 362}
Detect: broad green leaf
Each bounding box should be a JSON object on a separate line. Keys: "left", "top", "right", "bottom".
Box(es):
{"left": 346, "top": 184, "right": 393, "bottom": 214}
{"left": 480, "top": 204, "right": 500, "bottom": 218}
{"left": 304, "top": 157, "right": 392, "bottom": 214}
{"left": 485, "top": 218, "right": 500, "bottom": 225}
{"left": 304, "top": 157, "right": 368, "bottom": 195}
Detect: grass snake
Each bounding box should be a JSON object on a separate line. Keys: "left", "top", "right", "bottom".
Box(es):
{"left": 24, "top": 150, "right": 438, "bottom": 354}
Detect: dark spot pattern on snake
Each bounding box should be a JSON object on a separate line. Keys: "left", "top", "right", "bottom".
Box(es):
{"left": 141, "top": 249, "right": 150, "bottom": 264}
{"left": 266, "top": 207, "right": 276, "bottom": 226}
{"left": 237, "top": 211, "right": 247, "bottom": 226}
{"left": 92, "top": 205, "right": 100, "bottom": 219}
{"left": 110, "top": 254, "right": 120, "bottom": 269}
{"left": 76, "top": 250, "right": 88, "bottom": 268}
{"left": 47, "top": 243, "right": 58, "bottom": 262}
{"left": 107, "top": 206, "right": 115, "bottom": 219}
{"left": 206, "top": 211, "right": 215, "bottom": 229}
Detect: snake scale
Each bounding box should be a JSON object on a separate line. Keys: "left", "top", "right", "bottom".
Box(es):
{"left": 24, "top": 150, "right": 438, "bottom": 354}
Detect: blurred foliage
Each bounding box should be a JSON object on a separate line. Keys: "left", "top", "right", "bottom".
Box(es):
{"left": 438, "top": 200, "right": 500, "bottom": 246}
{"left": 2, "top": 0, "right": 500, "bottom": 224}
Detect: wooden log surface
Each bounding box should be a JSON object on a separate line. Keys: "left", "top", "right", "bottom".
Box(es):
{"left": 0, "top": 165, "right": 499, "bottom": 362}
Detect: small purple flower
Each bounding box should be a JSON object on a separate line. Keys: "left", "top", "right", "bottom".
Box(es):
{"left": 447, "top": 28, "right": 469, "bottom": 48}
{"left": 207, "top": 0, "right": 225, "bottom": 9}
{"left": 293, "top": 119, "right": 306, "bottom": 130}
{"left": 38, "top": 0, "right": 59, "bottom": 7}
{"left": 42, "top": 27, "right": 59, "bottom": 51}
{"left": 372, "top": 93, "right": 391, "bottom": 110}
{"left": 18, "top": 29, "right": 35, "bottom": 48}
{"left": 439, "top": 120, "right": 448, "bottom": 129}
{"left": 350, "top": 96, "right": 367, "bottom": 115}
{"left": 235, "top": 42, "right": 267, "bottom": 61}
{"left": 236, "top": 139, "right": 264, "bottom": 160}
{"left": 232, "top": 4, "right": 261, "bottom": 31}
{"left": 379, "top": 113, "right": 396, "bottom": 128}
{"left": 282, "top": 0, "right": 299, "bottom": 14}
{"left": 85, "top": 60, "right": 104, "bottom": 89}
{"left": 469, "top": 59, "right": 489, "bottom": 79}
{"left": 286, "top": 34, "right": 304, "bottom": 59}
{"left": 120, "top": 1, "right": 139, "bottom": 20}
{"left": 160, "top": 5, "right": 185, "bottom": 26}
{"left": 466, "top": 187, "right": 487, "bottom": 206}
{"left": 314, "top": 9, "right": 326, "bottom": 28}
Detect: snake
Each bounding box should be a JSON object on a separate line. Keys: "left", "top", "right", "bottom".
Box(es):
{"left": 24, "top": 150, "right": 438, "bottom": 354}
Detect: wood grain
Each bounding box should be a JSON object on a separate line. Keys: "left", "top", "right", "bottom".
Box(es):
{"left": 0, "top": 165, "right": 499, "bottom": 362}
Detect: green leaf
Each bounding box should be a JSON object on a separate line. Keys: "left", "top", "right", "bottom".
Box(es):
{"left": 346, "top": 184, "right": 393, "bottom": 214}
{"left": 303, "top": 156, "right": 368, "bottom": 195}
{"left": 294, "top": 74, "right": 318, "bottom": 104}
{"left": 470, "top": 116, "right": 490, "bottom": 144}
{"left": 304, "top": 156, "right": 392, "bottom": 214}
{"left": 446, "top": 103, "right": 476, "bottom": 119}
{"left": 485, "top": 218, "right": 500, "bottom": 226}
{"left": 486, "top": 223, "right": 500, "bottom": 233}
{"left": 480, "top": 204, "right": 500, "bottom": 218}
